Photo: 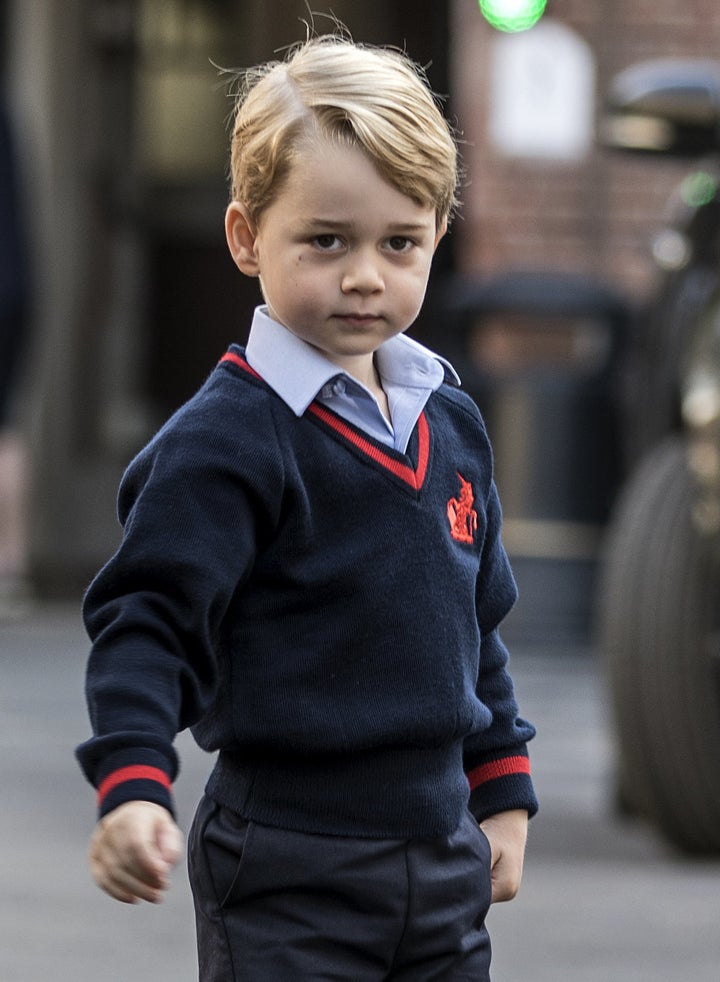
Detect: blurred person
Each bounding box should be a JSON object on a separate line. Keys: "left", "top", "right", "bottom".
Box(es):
{"left": 76, "top": 34, "right": 538, "bottom": 981}
{"left": 0, "top": 95, "right": 29, "bottom": 608}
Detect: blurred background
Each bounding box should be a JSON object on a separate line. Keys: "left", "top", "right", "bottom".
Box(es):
{"left": 0, "top": 0, "right": 711, "bottom": 605}
{"left": 3, "top": 2, "right": 720, "bottom": 979}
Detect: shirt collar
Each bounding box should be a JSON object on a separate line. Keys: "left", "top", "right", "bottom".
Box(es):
{"left": 245, "top": 305, "right": 460, "bottom": 417}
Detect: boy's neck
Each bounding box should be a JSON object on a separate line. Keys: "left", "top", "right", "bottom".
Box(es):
{"left": 335, "top": 352, "right": 390, "bottom": 423}
{"left": 370, "top": 359, "right": 391, "bottom": 423}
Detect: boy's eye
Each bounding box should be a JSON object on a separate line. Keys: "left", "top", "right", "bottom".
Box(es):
{"left": 313, "top": 234, "right": 343, "bottom": 251}
{"left": 386, "top": 236, "right": 414, "bottom": 253}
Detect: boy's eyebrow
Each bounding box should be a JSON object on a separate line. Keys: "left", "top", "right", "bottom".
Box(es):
{"left": 298, "top": 218, "right": 433, "bottom": 233}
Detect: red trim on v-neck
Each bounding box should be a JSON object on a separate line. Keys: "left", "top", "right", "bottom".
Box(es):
{"left": 220, "top": 350, "right": 430, "bottom": 491}
{"left": 222, "top": 350, "right": 261, "bottom": 377}
{"left": 307, "top": 402, "right": 429, "bottom": 490}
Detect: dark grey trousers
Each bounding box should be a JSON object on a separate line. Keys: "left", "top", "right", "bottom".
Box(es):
{"left": 188, "top": 794, "right": 493, "bottom": 981}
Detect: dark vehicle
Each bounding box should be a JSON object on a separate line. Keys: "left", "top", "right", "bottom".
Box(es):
{"left": 598, "top": 58, "right": 720, "bottom": 853}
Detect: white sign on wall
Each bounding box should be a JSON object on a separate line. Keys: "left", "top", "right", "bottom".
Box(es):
{"left": 488, "top": 19, "right": 596, "bottom": 161}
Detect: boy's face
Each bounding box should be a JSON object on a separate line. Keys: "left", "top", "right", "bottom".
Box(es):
{"left": 226, "top": 139, "right": 444, "bottom": 379}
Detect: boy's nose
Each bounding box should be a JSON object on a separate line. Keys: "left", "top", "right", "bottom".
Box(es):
{"left": 341, "top": 253, "right": 384, "bottom": 294}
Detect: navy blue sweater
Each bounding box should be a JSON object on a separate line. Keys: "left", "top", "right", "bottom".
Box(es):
{"left": 77, "top": 347, "right": 537, "bottom": 837}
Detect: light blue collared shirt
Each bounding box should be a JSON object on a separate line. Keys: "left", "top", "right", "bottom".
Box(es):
{"left": 245, "top": 307, "right": 460, "bottom": 453}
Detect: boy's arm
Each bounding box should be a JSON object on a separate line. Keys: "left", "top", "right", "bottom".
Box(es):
{"left": 76, "top": 381, "right": 280, "bottom": 819}
{"left": 464, "top": 474, "right": 538, "bottom": 830}
{"left": 463, "top": 621, "right": 537, "bottom": 823}
{"left": 77, "top": 380, "right": 283, "bottom": 901}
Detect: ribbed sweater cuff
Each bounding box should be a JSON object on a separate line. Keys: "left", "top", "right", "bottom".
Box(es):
{"left": 95, "top": 748, "right": 176, "bottom": 819}
{"left": 466, "top": 751, "right": 539, "bottom": 822}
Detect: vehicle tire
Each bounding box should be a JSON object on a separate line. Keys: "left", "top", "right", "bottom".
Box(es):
{"left": 597, "top": 435, "right": 720, "bottom": 853}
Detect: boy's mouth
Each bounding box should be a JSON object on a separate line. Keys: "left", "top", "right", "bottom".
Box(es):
{"left": 336, "top": 312, "right": 381, "bottom": 325}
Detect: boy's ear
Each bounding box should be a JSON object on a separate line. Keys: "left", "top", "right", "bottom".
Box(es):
{"left": 434, "top": 222, "right": 447, "bottom": 251}
{"left": 225, "top": 201, "right": 260, "bottom": 276}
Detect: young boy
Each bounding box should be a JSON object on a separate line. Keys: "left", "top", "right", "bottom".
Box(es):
{"left": 77, "top": 35, "right": 538, "bottom": 981}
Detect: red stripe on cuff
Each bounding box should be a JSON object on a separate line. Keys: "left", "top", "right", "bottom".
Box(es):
{"left": 466, "top": 755, "right": 531, "bottom": 791}
{"left": 97, "top": 765, "right": 172, "bottom": 806}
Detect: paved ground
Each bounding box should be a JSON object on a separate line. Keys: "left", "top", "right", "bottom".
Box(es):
{"left": 2, "top": 602, "right": 719, "bottom": 981}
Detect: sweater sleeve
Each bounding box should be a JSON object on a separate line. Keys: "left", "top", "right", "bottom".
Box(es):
{"left": 75, "top": 381, "right": 281, "bottom": 818}
{"left": 463, "top": 475, "right": 539, "bottom": 822}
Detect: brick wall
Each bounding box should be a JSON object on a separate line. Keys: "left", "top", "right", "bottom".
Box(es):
{"left": 450, "top": 0, "right": 720, "bottom": 299}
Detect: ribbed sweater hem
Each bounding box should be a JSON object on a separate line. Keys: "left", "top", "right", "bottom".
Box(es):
{"left": 206, "top": 746, "right": 472, "bottom": 839}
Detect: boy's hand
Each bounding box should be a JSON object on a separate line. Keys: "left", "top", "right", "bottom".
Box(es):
{"left": 89, "top": 800, "right": 183, "bottom": 904}
{"left": 480, "top": 808, "right": 529, "bottom": 903}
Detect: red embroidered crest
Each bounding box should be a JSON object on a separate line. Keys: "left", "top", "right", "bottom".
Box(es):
{"left": 447, "top": 473, "right": 478, "bottom": 543}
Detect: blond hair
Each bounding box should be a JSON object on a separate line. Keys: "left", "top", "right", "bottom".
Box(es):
{"left": 228, "top": 36, "right": 459, "bottom": 228}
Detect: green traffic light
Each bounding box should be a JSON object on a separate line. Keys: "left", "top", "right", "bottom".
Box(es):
{"left": 681, "top": 171, "right": 719, "bottom": 209}
{"left": 479, "top": 0, "right": 547, "bottom": 32}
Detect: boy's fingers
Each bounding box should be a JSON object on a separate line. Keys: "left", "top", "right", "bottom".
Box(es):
{"left": 91, "top": 841, "right": 169, "bottom": 904}
{"left": 94, "top": 863, "right": 165, "bottom": 904}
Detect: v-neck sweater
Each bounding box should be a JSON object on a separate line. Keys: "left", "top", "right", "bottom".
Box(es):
{"left": 77, "top": 345, "right": 537, "bottom": 837}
